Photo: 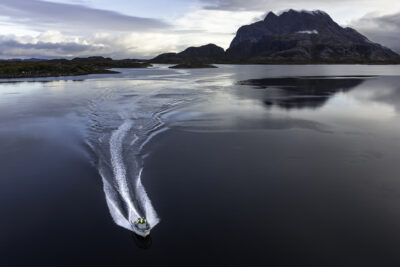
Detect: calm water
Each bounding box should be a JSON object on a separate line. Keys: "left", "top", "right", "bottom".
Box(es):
{"left": 1, "top": 65, "right": 400, "bottom": 266}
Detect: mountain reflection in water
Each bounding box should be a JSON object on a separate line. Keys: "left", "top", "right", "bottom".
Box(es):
{"left": 239, "top": 76, "right": 369, "bottom": 109}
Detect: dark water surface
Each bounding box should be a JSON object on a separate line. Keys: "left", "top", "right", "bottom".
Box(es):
{"left": 1, "top": 65, "right": 400, "bottom": 266}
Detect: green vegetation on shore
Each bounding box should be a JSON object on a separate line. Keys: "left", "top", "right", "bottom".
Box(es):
{"left": 0, "top": 57, "right": 151, "bottom": 79}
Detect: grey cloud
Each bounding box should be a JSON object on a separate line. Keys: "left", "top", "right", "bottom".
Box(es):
{"left": 199, "top": 0, "right": 372, "bottom": 11}
{"left": 200, "top": 0, "right": 320, "bottom": 11}
{"left": 1, "top": 40, "right": 89, "bottom": 53}
{"left": 352, "top": 12, "right": 400, "bottom": 53}
{"left": 200, "top": 0, "right": 272, "bottom": 11}
{"left": 0, "top": 37, "right": 106, "bottom": 59}
{"left": 0, "top": 34, "right": 174, "bottom": 59}
{"left": 0, "top": 0, "right": 169, "bottom": 32}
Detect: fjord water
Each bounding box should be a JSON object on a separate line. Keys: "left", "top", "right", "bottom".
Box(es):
{"left": 2, "top": 65, "right": 400, "bottom": 266}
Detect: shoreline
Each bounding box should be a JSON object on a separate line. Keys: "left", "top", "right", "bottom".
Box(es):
{"left": 2, "top": 62, "right": 400, "bottom": 80}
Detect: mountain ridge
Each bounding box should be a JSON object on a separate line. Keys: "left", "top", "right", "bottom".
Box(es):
{"left": 150, "top": 43, "right": 225, "bottom": 64}
{"left": 151, "top": 9, "right": 400, "bottom": 64}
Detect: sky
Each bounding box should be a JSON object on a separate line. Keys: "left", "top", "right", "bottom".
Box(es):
{"left": 0, "top": 0, "right": 399, "bottom": 59}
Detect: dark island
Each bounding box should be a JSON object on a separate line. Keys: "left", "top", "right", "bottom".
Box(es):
{"left": 0, "top": 56, "right": 151, "bottom": 79}
{"left": 152, "top": 44, "right": 226, "bottom": 64}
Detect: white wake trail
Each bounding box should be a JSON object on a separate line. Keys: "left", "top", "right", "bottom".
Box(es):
{"left": 109, "top": 120, "right": 139, "bottom": 220}
{"left": 105, "top": 118, "right": 160, "bottom": 233}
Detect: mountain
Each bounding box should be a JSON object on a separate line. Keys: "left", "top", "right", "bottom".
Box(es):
{"left": 151, "top": 44, "right": 225, "bottom": 63}
{"left": 151, "top": 9, "right": 399, "bottom": 64}
{"left": 227, "top": 9, "right": 399, "bottom": 63}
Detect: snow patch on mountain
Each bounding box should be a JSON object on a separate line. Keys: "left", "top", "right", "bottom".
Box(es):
{"left": 296, "top": 30, "right": 319, "bottom": 34}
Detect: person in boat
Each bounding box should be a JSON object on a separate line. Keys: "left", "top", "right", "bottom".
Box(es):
{"left": 136, "top": 218, "right": 147, "bottom": 224}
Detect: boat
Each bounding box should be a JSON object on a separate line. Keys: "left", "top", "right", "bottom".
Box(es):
{"left": 133, "top": 217, "right": 151, "bottom": 237}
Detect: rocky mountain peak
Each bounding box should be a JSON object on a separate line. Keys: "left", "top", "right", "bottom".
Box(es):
{"left": 264, "top": 11, "right": 278, "bottom": 21}
{"left": 226, "top": 9, "right": 399, "bottom": 62}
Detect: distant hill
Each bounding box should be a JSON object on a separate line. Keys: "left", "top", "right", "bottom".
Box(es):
{"left": 151, "top": 44, "right": 225, "bottom": 63}
{"left": 151, "top": 10, "right": 400, "bottom": 64}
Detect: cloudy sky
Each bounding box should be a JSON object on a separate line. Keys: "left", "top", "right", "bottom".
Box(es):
{"left": 1, "top": 0, "right": 399, "bottom": 59}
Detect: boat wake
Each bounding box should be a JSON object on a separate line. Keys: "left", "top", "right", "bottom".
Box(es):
{"left": 91, "top": 118, "right": 159, "bottom": 235}
{"left": 83, "top": 79, "right": 197, "bottom": 236}
{"left": 100, "top": 119, "right": 159, "bottom": 233}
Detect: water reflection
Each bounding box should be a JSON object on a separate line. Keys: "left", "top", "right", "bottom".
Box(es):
{"left": 352, "top": 77, "right": 400, "bottom": 113}
{"left": 132, "top": 234, "right": 152, "bottom": 249}
{"left": 239, "top": 76, "right": 369, "bottom": 110}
